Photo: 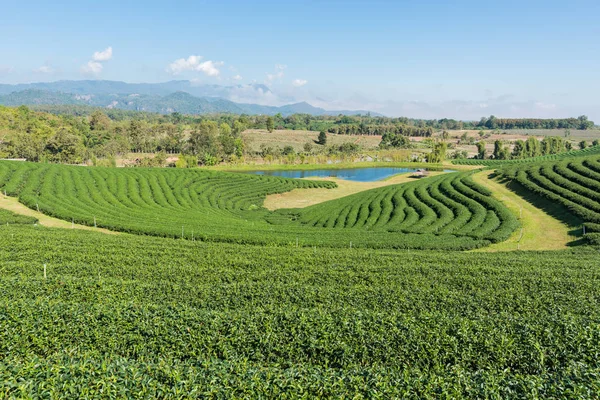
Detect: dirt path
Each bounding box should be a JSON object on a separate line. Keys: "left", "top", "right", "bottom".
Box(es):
{"left": 471, "top": 170, "right": 576, "bottom": 252}
{"left": 0, "top": 194, "right": 117, "bottom": 234}
{"left": 263, "top": 171, "right": 447, "bottom": 210}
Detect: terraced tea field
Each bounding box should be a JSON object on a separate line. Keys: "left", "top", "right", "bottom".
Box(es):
{"left": 1, "top": 153, "right": 600, "bottom": 397}
{"left": 500, "top": 155, "right": 600, "bottom": 245}
{"left": 0, "top": 160, "right": 519, "bottom": 250}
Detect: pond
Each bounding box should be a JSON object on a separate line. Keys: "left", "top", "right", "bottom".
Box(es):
{"left": 242, "top": 167, "right": 446, "bottom": 182}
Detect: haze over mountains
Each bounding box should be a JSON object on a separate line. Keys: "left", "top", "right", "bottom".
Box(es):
{"left": 0, "top": 80, "right": 380, "bottom": 116}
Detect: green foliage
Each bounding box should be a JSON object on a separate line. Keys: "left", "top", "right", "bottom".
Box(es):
{"left": 0, "top": 208, "right": 37, "bottom": 225}
{"left": 293, "top": 172, "right": 518, "bottom": 244}
{"left": 493, "top": 140, "right": 509, "bottom": 160}
{"left": 426, "top": 141, "right": 447, "bottom": 163}
{"left": 317, "top": 131, "right": 327, "bottom": 145}
{"left": 0, "top": 161, "right": 518, "bottom": 250}
{"left": 0, "top": 226, "right": 599, "bottom": 396}
{"left": 453, "top": 143, "right": 600, "bottom": 166}
{"left": 476, "top": 141, "right": 486, "bottom": 159}
{"left": 500, "top": 155, "right": 600, "bottom": 242}
{"left": 379, "top": 132, "right": 411, "bottom": 148}
{"left": 266, "top": 116, "right": 274, "bottom": 133}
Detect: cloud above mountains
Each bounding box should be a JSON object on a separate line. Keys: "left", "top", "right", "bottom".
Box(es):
{"left": 92, "top": 47, "right": 113, "bottom": 62}
{"left": 292, "top": 79, "right": 308, "bottom": 87}
{"left": 166, "top": 55, "right": 224, "bottom": 77}
{"left": 81, "top": 46, "right": 113, "bottom": 76}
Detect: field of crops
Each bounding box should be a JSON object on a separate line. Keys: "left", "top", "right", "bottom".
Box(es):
{"left": 0, "top": 225, "right": 599, "bottom": 397}
{"left": 500, "top": 155, "right": 600, "bottom": 245}
{"left": 288, "top": 172, "right": 518, "bottom": 244}
{"left": 452, "top": 145, "right": 600, "bottom": 166}
{"left": 0, "top": 208, "right": 37, "bottom": 225}
{"left": 0, "top": 160, "right": 518, "bottom": 250}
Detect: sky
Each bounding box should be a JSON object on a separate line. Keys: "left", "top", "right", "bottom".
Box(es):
{"left": 1, "top": 0, "right": 599, "bottom": 120}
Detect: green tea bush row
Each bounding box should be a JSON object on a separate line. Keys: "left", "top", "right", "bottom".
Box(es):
{"left": 453, "top": 145, "right": 600, "bottom": 166}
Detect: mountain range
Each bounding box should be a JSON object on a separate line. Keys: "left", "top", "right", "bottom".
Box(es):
{"left": 0, "top": 80, "right": 380, "bottom": 116}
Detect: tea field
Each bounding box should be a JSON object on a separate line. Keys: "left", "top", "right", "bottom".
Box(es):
{"left": 0, "top": 225, "right": 599, "bottom": 398}
{"left": 0, "top": 160, "right": 519, "bottom": 250}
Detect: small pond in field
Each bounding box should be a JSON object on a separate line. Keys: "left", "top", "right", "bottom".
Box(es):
{"left": 242, "top": 167, "right": 450, "bottom": 182}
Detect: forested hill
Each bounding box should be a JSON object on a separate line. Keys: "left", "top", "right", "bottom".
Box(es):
{"left": 0, "top": 80, "right": 378, "bottom": 117}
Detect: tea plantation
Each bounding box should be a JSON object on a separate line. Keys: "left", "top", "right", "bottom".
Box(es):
{"left": 500, "top": 155, "right": 600, "bottom": 244}
{"left": 0, "top": 160, "right": 518, "bottom": 250}
{"left": 0, "top": 226, "right": 599, "bottom": 398}
{"left": 1, "top": 156, "right": 600, "bottom": 397}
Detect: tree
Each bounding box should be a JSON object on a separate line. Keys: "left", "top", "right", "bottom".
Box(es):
{"left": 266, "top": 117, "right": 274, "bottom": 133}
{"left": 317, "top": 131, "right": 327, "bottom": 145}
{"left": 441, "top": 130, "right": 449, "bottom": 140}
{"left": 525, "top": 137, "right": 541, "bottom": 158}
{"left": 232, "top": 120, "right": 246, "bottom": 137}
{"left": 45, "top": 128, "right": 86, "bottom": 164}
{"left": 282, "top": 145, "right": 295, "bottom": 155}
{"left": 493, "top": 140, "right": 508, "bottom": 160}
{"left": 579, "top": 140, "right": 588, "bottom": 150}
{"left": 592, "top": 139, "right": 599, "bottom": 147}
{"left": 188, "top": 121, "right": 220, "bottom": 158}
{"left": 89, "top": 111, "right": 111, "bottom": 132}
{"left": 426, "top": 141, "right": 447, "bottom": 163}
{"left": 511, "top": 140, "right": 525, "bottom": 159}
{"left": 476, "top": 141, "right": 486, "bottom": 160}
{"left": 219, "top": 123, "right": 235, "bottom": 157}
{"left": 303, "top": 142, "right": 313, "bottom": 153}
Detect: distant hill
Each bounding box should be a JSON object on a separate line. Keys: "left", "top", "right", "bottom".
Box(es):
{"left": 0, "top": 80, "right": 381, "bottom": 117}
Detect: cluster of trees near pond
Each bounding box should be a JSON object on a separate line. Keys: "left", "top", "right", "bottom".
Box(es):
{"left": 0, "top": 104, "right": 596, "bottom": 166}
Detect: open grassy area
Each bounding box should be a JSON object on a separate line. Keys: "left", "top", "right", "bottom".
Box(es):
{"left": 243, "top": 129, "right": 383, "bottom": 152}
{"left": 471, "top": 170, "right": 579, "bottom": 251}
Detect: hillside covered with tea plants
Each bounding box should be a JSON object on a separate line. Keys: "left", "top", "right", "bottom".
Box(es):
{"left": 0, "top": 160, "right": 519, "bottom": 250}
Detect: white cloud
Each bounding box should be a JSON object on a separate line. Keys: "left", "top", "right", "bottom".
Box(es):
{"left": 292, "top": 79, "right": 308, "bottom": 87}
{"left": 232, "top": 74, "right": 243, "bottom": 81}
{"left": 0, "top": 66, "right": 14, "bottom": 74}
{"left": 34, "top": 65, "right": 54, "bottom": 74}
{"left": 80, "top": 46, "right": 113, "bottom": 76}
{"left": 266, "top": 64, "right": 286, "bottom": 83}
{"left": 81, "top": 61, "right": 103, "bottom": 75}
{"left": 92, "top": 46, "right": 113, "bottom": 62}
{"left": 166, "top": 55, "right": 223, "bottom": 77}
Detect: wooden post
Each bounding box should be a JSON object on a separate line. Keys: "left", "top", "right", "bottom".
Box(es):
{"left": 36, "top": 203, "right": 40, "bottom": 212}
{"left": 94, "top": 216, "right": 97, "bottom": 228}
{"left": 43, "top": 264, "right": 47, "bottom": 279}
{"left": 350, "top": 241, "right": 352, "bottom": 249}
{"left": 583, "top": 225, "right": 586, "bottom": 235}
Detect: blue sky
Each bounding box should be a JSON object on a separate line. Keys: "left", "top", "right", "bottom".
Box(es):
{"left": 1, "top": 0, "right": 599, "bottom": 120}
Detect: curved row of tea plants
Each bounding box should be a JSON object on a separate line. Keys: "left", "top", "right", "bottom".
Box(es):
{"left": 0, "top": 208, "right": 37, "bottom": 225}
{"left": 0, "top": 225, "right": 599, "bottom": 397}
{"left": 452, "top": 144, "right": 600, "bottom": 166}
{"left": 0, "top": 160, "right": 517, "bottom": 249}
{"left": 288, "top": 172, "right": 519, "bottom": 243}
{"left": 500, "top": 155, "right": 600, "bottom": 244}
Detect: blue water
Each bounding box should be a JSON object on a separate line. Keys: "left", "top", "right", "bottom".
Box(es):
{"left": 244, "top": 167, "right": 433, "bottom": 182}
